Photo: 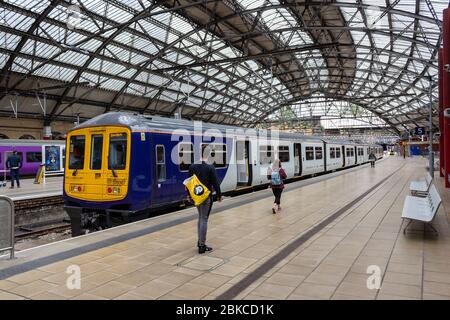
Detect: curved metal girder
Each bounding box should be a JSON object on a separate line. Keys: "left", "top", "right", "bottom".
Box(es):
{"left": 0, "top": 0, "right": 62, "bottom": 87}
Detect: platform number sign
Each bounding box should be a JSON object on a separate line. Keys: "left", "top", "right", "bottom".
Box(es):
{"left": 414, "top": 127, "right": 426, "bottom": 136}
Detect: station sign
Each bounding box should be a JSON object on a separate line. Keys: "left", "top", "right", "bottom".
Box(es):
{"left": 414, "top": 127, "right": 426, "bottom": 136}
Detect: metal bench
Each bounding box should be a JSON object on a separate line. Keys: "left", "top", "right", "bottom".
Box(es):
{"left": 402, "top": 183, "right": 441, "bottom": 235}
{"left": 409, "top": 172, "right": 432, "bottom": 196}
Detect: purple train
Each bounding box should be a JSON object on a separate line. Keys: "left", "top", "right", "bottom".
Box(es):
{"left": 0, "top": 139, "right": 66, "bottom": 178}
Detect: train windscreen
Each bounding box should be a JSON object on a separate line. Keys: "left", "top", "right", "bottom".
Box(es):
{"left": 69, "top": 135, "right": 86, "bottom": 169}
{"left": 108, "top": 133, "right": 127, "bottom": 170}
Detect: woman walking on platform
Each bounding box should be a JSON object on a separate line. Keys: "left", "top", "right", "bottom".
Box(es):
{"left": 267, "top": 159, "right": 287, "bottom": 214}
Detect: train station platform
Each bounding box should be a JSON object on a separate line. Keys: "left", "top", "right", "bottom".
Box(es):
{"left": 0, "top": 176, "right": 62, "bottom": 201}
{"left": 1, "top": 156, "right": 450, "bottom": 300}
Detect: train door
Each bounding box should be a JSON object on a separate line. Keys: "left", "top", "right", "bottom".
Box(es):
{"left": 294, "top": 143, "right": 302, "bottom": 176}
{"left": 354, "top": 146, "right": 358, "bottom": 164}
{"left": 236, "top": 140, "right": 252, "bottom": 187}
{"left": 151, "top": 134, "right": 173, "bottom": 205}
{"left": 88, "top": 129, "right": 106, "bottom": 199}
{"left": 342, "top": 146, "right": 346, "bottom": 167}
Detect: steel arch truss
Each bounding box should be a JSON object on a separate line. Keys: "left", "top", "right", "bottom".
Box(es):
{"left": 0, "top": 0, "right": 445, "bottom": 133}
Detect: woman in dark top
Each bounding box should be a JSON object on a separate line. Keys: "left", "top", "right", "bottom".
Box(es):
{"left": 267, "top": 159, "right": 287, "bottom": 214}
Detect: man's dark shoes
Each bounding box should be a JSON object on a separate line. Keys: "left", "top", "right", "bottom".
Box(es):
{"left": 198, "top": 245, "right": 212, "bottom": 254}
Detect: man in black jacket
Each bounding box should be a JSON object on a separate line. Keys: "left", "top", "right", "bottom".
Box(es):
{"left": 6, "top": 151, "right": 22, "bottom": 189}
{"left": 188, "top": 144, "right": 222, "bottom": 254}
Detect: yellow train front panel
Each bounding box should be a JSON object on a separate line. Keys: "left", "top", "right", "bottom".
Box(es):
{"left": 64, "top": 126, "right": 131, "bottom": 202}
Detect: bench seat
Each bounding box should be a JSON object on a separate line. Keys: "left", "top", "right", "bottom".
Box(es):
{"left": 402, "top": 183, "right": 441, "bottom": 234}
{"left": 409, "top": 173, "right": 432, "bottom": 196}
{"left": 401, "top": 196, "right": 434, "bottom": 222}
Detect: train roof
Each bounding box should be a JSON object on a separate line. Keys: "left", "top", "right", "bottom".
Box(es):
{"left": 75, "top": 112, "right": 325, "bottom": 142}
{"left": 320, "top": 139, "right": 358, "bottom": 145}
{"left": 74, "top": 112, "right": 381, "bottom": 146}
{"left": 0, "top": 139, "right": 66, "bottom": 147}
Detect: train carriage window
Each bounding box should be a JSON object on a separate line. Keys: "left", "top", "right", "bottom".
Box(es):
{"left": 179, "top": 143, "right": 194, "bottom": 171}
{"left": 62, "top": 147, "right": 66, "bottom": 169}
{"left": 156, "top": 145, "right": 166, "bottom": 182}
{"left": 202, "top": 143, "right": 227, "bottom": 168}
{"left": 346, "top": 148, "right": 351, "bottom": 157}
{"left": 108, "top": 133, "right": 127, "bottom": 170}
{"left": 278, "top": 146, "right": 290, "bottom": 162}
{"left": 305, "top": 146, "right": 314, "bottom": 160}
{"left": 69, "top": 135, "right": 85, "bottom": 170}
{"left": 330, "top": 147, "right": 335, "bottom": 159}
{"left": 336, "top": 148, "right": 341, "bottom": 158}
{"left": 26, "top": 152, "right": 42, "bottom": 163}
{"left": 90, "top": 135, "right": 103, "bottom": 170}
{"left": 315, "top": 147, "right": 323, "bottom": 160}
{"left": 259, "top": 145, "right": 274, "bottom": 164}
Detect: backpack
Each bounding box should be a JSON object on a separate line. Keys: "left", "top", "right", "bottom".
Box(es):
{"left": 271, "top": 170, "right": 282, "bottom": 186}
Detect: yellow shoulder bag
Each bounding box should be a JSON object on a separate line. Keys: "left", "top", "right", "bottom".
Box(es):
{"left": 183, "top": 174, "right": 211, "bottom": 206}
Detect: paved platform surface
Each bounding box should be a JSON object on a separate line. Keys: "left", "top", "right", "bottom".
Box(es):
{"left": 1, "top": 156, "right": 450, "bottom": 300}
{"left": 0, "top": 176, "right": 62, "bottom": 200}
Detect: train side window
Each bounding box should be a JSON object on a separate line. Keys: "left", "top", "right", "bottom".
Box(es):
{"left": 259, "top": 145, "right": 274, "bottom": 164}
{"left": 26, "top": 152, "right": 42, "bottom": 163}
{"left": 179, "top": 143, "right": 194, "bottom": 171}
{"left": 90, "top": 134, "right": 103, "bottom": 170}
{"left": 305, "top": 146, "right": 314, "bottom": 160}
{"left": 278, "top": 146, "right": 290, "bottom": 162}
{"left": 330, "top": 147, "right": 335, "bottom": 159}
{"left": 336, "top": 148, "right": 341, "bottom": 158}
{"left": 346, "top": 148, "right": 351, "bottom": 157}
{"left": 62, "top": 147, "right": 66, "bottom": 168}
{"left": 69, "top": 135, "right": 86, "bottom": 170}
{"left": 109, "top": 133, "right": 127, "bottom": 170}
{"left": 315, "top": 147, "right": 323, "bottom": 160}
{"left": 202, "top": 143, "right": 227, "bottom": 168}
{"left": 156, "top": 145, "right": 166, "bottom": 182}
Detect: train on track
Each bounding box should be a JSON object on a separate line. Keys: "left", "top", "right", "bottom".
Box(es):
{"left": 63, "top": 112, "right": 384, "bottom": 236}
{"left": 0, "top": 139, "right": 66, "bottom": 179}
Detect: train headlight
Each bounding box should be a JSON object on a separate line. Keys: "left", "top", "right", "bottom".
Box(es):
{"left": 71, "top": 185, "right": 83, "bottom": 192}
{"left": 107, "top": 187, "right": 120, "bottom": 194}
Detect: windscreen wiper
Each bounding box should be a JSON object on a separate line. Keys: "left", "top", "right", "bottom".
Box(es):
{"left": 72, "top": 168, "right": 78, "bottom": 176}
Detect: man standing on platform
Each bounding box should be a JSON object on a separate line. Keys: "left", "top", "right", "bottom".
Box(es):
{"left": 188, "top": 144, "right": 222, "bottom": 254}
{"left": 6, "top": 151, "right": 22, "bottom": 189}
{"left": 369, "top": 152, "right": 376, "bottom": 168}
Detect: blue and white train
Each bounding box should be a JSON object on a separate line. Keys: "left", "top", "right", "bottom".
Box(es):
{"left": 63, "top": 112, "right": 383, "bottom": 235}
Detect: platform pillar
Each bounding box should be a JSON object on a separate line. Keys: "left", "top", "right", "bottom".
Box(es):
{"left": 439, "top": 49, "right": 444, "bottom": 177}
{"left": 443, "top": 9, "right": 450, "bottom": 187}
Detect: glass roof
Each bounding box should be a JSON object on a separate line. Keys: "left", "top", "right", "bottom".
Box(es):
{"left": 0, "top": 0, "right": 446, "bottom": 132}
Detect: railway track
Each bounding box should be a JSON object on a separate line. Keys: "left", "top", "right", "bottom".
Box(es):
{"left": 15, "top": 222, "right": 71, "bottom": 240}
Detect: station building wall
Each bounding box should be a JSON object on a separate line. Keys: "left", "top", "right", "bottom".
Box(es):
{"left": 0, "top": 117, "right": 74, "bottom": 140}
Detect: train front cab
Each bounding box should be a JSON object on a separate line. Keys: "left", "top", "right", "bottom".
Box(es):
{"left": 64, "top": 126, "right": 131, "bottom": 235}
